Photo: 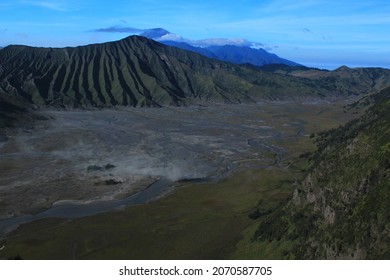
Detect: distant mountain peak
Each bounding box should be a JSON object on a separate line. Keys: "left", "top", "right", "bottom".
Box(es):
{"left": 140, "top": 28, "right": 170, "bottom": 40}
{"left": 138, "top": 28, "right": 299, "bottom": 67}
{"left": 335, "top": 65, "right": 351, "bottom": 71}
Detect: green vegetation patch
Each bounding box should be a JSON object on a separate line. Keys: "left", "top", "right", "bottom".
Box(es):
{"left": 1, "top": 169, "right": 299, "bottom": 260}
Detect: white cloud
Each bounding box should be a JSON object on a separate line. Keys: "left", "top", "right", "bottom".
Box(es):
{"left": 151, "top": 30, "right": 263, "bottom": 48}
{"left": 191, "top": 38, "right": 250, "bottom": 47}
{"left": 159, "top": 33, "right": 184, "bottom": 42}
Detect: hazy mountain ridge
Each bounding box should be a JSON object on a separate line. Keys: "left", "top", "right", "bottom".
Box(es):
{"left": 156, "top": 40, "right": 218, "bottom": 59}
{"left": 255, "top": 85, "right": 390, "bottom": 259}
{"left": 0, "top": 36, "right": 348, "bottom": 110}
{"left": 206, "top": 45, "right": 299, "bottom": 66}
{"left": 140, "top": 28, "right": 299, "bottom": 66}
{"left": 161, "top": 41, "right": 299, "bottom": 66}
{"left": 261, "top": 64, "right": 390, "bottom": 95}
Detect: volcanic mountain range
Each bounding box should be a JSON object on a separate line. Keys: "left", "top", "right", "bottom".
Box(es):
{"left": 1, "top": 35, "right": 390, "bottom": 112}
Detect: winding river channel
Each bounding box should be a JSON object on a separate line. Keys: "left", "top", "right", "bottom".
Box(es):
{"left": 0, "top": 178, "right": 174, "bottom": 234}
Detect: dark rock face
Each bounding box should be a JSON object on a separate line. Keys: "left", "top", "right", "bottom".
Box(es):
{"left": 87, "top": 164, "right": 116, "bottom": 172}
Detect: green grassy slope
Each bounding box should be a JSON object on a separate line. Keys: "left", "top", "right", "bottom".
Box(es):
{"left": 254, "top": 86, "right": 390, "bottom": 259}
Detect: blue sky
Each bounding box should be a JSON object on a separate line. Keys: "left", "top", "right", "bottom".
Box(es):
{"left": 0, "top": 0, "right": 389, "bottom": 69}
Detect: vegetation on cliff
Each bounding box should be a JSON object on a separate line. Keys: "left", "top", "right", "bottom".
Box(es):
{"left": 254, "top": 86, "right": 390, "bottom": 259}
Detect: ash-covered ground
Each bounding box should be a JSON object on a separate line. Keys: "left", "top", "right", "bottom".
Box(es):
{"left": 0, "top": 103, "right": 289, "bottom": 219}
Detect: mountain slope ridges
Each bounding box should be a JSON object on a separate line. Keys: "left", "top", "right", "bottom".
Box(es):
{"left": 0, "top": 36, "right": 348, "bottom": 108}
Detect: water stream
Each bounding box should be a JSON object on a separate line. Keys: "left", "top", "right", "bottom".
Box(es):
{"left": 0, "top": 178, "right": 173, "bottom": 235}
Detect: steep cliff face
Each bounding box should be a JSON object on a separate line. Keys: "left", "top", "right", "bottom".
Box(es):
{"left": 255, "top": 86, "right": 390, "bottom": 259}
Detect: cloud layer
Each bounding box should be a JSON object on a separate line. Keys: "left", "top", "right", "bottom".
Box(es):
{"left": 91, "top": 26, "right": 266, "bottom": 49}
{"left": 91, "top": 25, "right": 145, "bottom": 33}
